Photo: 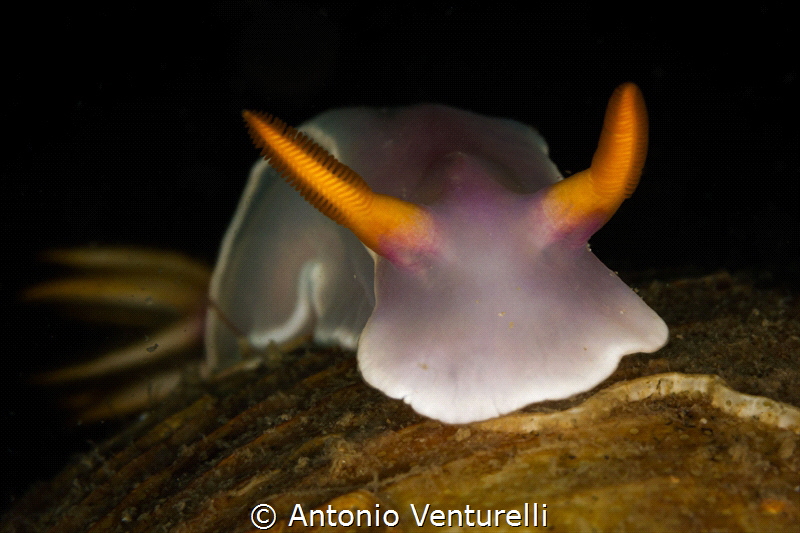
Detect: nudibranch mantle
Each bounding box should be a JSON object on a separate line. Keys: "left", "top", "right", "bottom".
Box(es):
{"left": 206, "top": 84, "right": 668, "bottom": 424}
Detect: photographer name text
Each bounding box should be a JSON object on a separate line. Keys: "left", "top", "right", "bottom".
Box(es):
{"left": 286, "top": 502, "right": 547, "bottom": 528}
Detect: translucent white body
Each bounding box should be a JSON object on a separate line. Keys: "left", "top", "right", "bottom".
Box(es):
{"left": 207, "top": 105, "right": 668, "bottom": 424}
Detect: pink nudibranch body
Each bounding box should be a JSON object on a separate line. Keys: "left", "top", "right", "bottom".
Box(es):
{"left": 206, "top": 83, "right": 668, "bottom": 424}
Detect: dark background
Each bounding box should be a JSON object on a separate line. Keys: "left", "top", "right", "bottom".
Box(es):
{"left": 2, "top": 3, "right": 796, "bottom": 511}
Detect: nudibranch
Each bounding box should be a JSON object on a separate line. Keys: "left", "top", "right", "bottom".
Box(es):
{"left": 206, "top": 83, "right": 668, "bottom": 424}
